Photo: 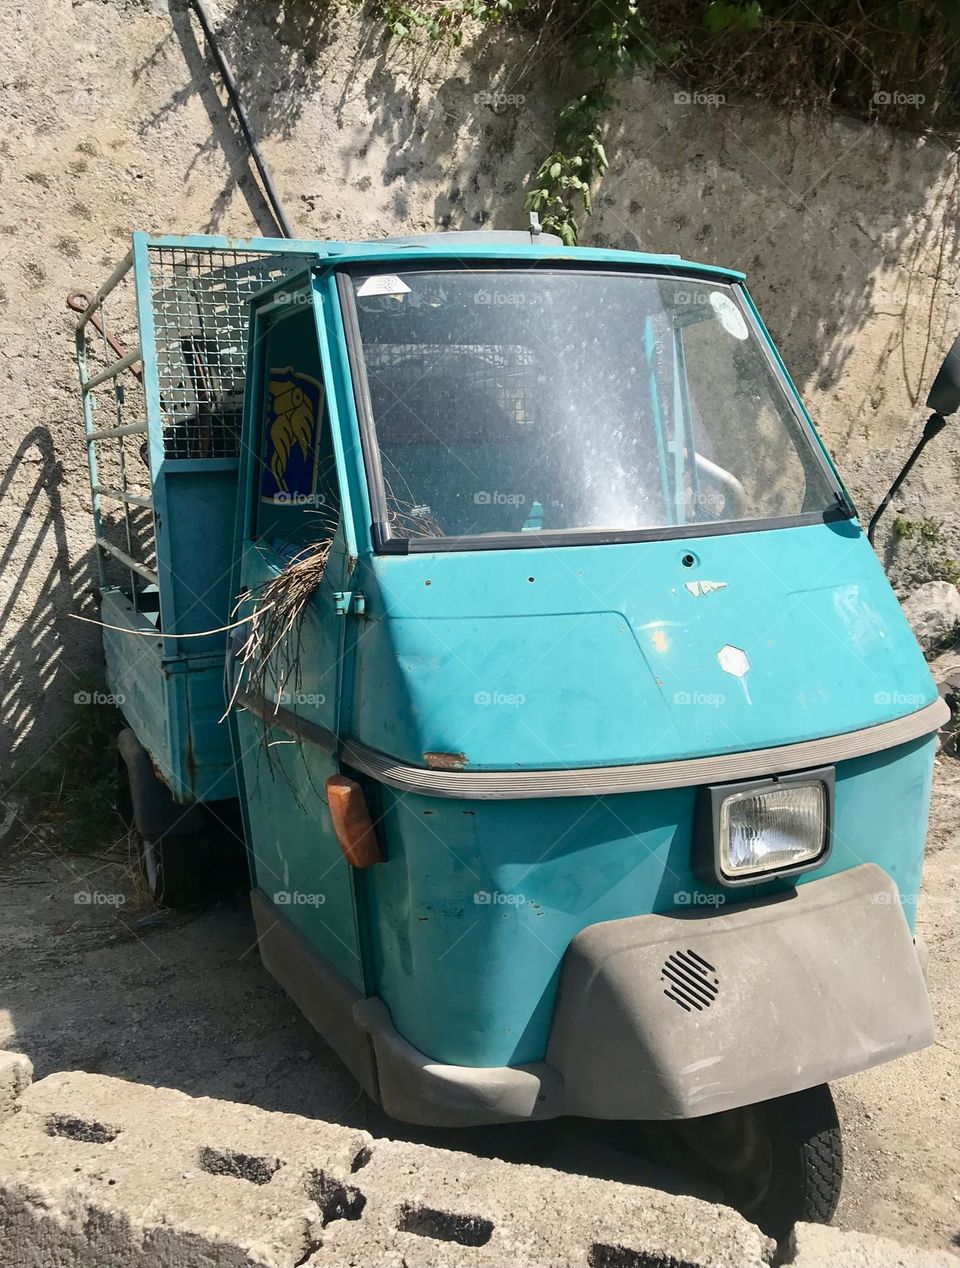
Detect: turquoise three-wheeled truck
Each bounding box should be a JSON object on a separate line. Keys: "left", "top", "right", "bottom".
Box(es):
{"left": 77, "top": 229, "right": 954, "bottom": 1237}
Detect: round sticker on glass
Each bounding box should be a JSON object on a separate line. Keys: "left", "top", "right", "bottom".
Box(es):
{"left": 709, "top": 291, "right": 749, "bottom": 340}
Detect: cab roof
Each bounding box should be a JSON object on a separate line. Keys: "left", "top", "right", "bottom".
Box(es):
{"left": 136, "top": 230, "right": 746, "bottom": 282}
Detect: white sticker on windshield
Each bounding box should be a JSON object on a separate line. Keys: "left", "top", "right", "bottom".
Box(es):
{"left": 357, "top": 274, "right": 411, "bottom": 297}
{"left": 709, "top": 291, "right": 749, "bottom": 340}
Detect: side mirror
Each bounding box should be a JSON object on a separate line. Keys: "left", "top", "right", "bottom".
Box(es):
{"left": 926, "top": 333, "right": 960, "bottom": 417}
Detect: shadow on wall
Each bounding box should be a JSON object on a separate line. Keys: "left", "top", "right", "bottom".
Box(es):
{"left": 0, "top": 428, "right": 99, "bottom": 773}
{"left": 155, "top": 0, "right": 557, "bottom": 238}
{"left": 142, "top": 0, "right": 959, "bottom": 572}
{"left": 137, "top": 1, "right": 293, "bottom": 238}
{"left": 151, "top": 1, "right": 958, "bottom": 428}
{"left": 592, "top": 87, "right": 960, "bottom": 438}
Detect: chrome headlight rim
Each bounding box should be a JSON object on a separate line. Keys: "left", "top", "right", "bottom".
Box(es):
{"left": 695, "top": 766, "right": 835, "bottom": 889}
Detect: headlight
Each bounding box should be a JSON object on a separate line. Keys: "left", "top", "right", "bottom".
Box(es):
{"left": 697, "top": 768, "right": 834, "bottom": 887}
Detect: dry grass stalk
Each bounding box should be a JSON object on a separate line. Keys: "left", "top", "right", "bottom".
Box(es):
{"left": 229, "top": 491, "right": 441, "bottom": 740}
{"left": 230, "top": 530, "right": 336, "bottom": 727}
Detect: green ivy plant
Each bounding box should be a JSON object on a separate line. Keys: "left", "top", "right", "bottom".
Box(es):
{"left": 380, "top": 0, "right": 516, "bottom": 43}
{"left": 522, "top": 1, "right": 677, "bottom": 243}
{"left": 525, "top": 92, "right": 610, "bottom": 245}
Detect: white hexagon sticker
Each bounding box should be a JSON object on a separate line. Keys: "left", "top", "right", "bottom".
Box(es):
{"left": 717, "top": 645, "right": 750, "bottom": 678}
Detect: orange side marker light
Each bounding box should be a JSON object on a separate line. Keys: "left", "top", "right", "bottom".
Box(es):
{"left": 326, "top": 775, "right": 382, "bottom": 868}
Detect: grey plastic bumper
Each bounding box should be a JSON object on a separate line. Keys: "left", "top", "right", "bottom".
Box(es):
{"left": 253, "top": 863, "right": 934, "bottom": 1127}
{"left": 545, "top": 861, "right": 934, "bottom": 1120}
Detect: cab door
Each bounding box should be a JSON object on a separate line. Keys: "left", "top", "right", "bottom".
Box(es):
{"left": 232, "top": 274, "right": 365, "bottom": 990}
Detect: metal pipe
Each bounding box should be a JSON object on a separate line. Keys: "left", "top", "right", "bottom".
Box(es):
{"left": 81, "top": 345, "right": 144, "bottom": 392}
{"left": 188, "top": 0, "right": 295, "bottom": 239}
{"left": 73, "top": 251, "right": 134, "bottom": 334}
{"left": 95, "top": 537, "right": 160, "bottom": 585}
{"left": 78, "top": 329, "right": 108, "bottom": 593}
{"left": 86, "top": 421, "right": 149, "bottom": 443}
{"left": 694, "top": 452, "right": 749, "bottom": 519}
{"left": 93, "top": 484, "right": 154, "bottom": 509}
{"left": 69, "top": 290, "right": 144, "bottom": 380}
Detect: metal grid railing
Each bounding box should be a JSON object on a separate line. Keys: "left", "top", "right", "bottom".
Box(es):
{"left": 75, "top": 252, "right": 158, "bottom": 612}
{"left": 77, "top": 238, "right": 319, "bottom": 624}
{"left": 147, "top": 246, "right": 294, "bottom": 459}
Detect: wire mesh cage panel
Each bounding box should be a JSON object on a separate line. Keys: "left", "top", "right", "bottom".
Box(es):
{"left": 148, "top": 247, "right": 299, "bottom": 460}
{"left": 73, "top": 234, "right": 325, "bottom": 803}
{"left": 76, "top": 237, "right": 322, "bottom": 617}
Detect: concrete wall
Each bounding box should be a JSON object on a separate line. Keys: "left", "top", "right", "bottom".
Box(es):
{"left": 1, "top": 0, "right": 957, "bottom": 772}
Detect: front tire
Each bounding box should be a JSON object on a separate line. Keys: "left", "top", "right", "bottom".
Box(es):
{"left": 679, "top": 1083, "right": 842, "bottom": 1241}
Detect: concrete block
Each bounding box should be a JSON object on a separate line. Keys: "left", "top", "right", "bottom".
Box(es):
{"left": 0, "top": 1069, "right": 774, "bottom": 1268}
{"left": 789, "top": 1221, "right": 960, "bottom": 1268}
{"left": 0, "top": 1071, "right": 369, "bottom": 1267}
{"left": 324, "top": 1136, "right": 774, "bottom": 1267}
{"left": 0, "top": 1050, "right": 33, "bottom": 1121}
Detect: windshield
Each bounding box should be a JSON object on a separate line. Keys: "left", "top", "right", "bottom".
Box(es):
{"left": 348, "top": 268, "right": 838, "bottom": 544}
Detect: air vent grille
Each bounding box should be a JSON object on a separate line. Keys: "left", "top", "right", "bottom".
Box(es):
{"left": 661, "top": 949, "right": 719, "bottom": 1012}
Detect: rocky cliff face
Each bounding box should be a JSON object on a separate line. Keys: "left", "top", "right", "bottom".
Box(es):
{"left": 1, "top": 0, "right": 957, "bottom": 767}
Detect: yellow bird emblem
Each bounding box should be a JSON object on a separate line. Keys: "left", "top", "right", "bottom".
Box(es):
{"left": 268, "top": 378, "right": 315, "bottom": 493}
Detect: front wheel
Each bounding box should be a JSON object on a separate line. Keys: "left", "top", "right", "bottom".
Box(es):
{"left": 678, "top": 1083, "right": 842, "bottom": 1241}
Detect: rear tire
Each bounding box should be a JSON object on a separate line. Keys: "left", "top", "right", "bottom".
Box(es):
{"left": 678, "top": 1083, "right": 842, "bottom": 1241}
{"left": 137, "top": 832, "right": 205, "bottom": 908}
{"left": 117, "top": 730, "right": 207, "bottom": 908}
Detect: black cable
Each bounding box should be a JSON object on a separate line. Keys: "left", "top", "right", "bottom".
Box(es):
{"left": 188, "top": 0, "right": 295, "bottom": 239}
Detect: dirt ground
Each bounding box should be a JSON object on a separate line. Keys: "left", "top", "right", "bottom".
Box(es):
{"left": 0, "top": 756, "right": 957, "bottom": 1254}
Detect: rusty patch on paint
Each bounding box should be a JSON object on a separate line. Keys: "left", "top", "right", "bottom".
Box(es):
{"left": 423, "top": 751, "right": 468, "bottom": 770}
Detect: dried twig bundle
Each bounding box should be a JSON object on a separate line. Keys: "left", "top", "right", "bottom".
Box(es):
{"left": 229, "top": 529, "right": 336, "bottom": 723}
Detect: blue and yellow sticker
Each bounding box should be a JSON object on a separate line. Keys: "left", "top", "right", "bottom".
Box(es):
{"left": 260, "top": 367, "right": 324, "bottom": 503}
